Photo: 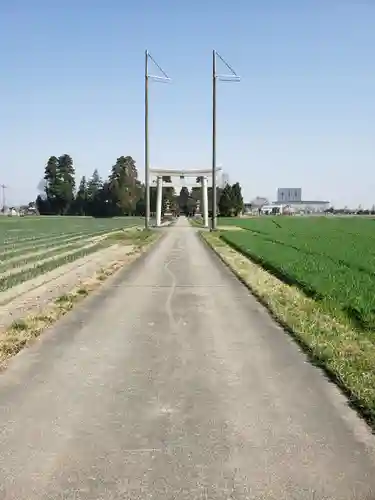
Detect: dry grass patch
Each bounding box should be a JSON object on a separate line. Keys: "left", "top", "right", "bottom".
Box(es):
{"left": 202, "top": 231, "right": 375, "bottom": 427}
{"left": 217, "top": 225, "right": 244, "bottom": 231}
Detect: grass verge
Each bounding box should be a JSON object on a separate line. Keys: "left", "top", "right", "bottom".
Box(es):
{"left": 202, "top": 231, "right": 375, "bottom": 429}
{"left": 189, "top": 218, "right": 204, "bottom": 227}
{"left": 0, "top": 231, "right": 160, "bottom": 369}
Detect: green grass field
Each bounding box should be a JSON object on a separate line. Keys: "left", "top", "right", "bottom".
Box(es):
{"left": 0, "top": 216, "right": 143, "bottom": 291}
{"left": 219, "top": 216, "right": 375, "bottom": 331}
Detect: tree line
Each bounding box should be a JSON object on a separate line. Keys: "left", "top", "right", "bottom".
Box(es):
{"left": 36, "top": 154, "right": 244, "bottom": 217}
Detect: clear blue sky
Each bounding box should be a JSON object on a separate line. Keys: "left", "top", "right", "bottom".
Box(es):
{"left": 1, "top": 0, "right": 374, "bottom": 208}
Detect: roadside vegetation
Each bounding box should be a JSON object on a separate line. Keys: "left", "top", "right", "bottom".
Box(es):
{"left": 0, "top": 221, "right": 159, "bottom": 368}
{"left": 203, "top": 216, "right": 375, "bottom": 427}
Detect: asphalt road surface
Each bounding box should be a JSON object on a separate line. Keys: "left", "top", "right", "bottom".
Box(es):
{"left": 0, "top": 217, "right": 375, "bottom": 499}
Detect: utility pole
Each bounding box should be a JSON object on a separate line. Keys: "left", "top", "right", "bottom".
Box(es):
{"left": 144, "top": 50, "right": 171, "bottom": 229}
{"left": 211, "top": 50, "right": 240, "bottom": 231}
{"left": 0, "top": 184, "right": 7, "bottom": 213}
{"left": 145, "top": 50, "right": 149, "bottom": 229}
{"left": 212, "top": 50, "right": 217, "bottom": 231}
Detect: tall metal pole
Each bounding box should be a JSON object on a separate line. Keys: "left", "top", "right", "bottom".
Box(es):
{"left": 143, "top": 50, "right": 170, "bottom": 229}
{"left": 210, "top": 50, "right": 240, "bottom": 231}
{"left": 211, "top": 50, "right": 217, "bottom": 231}
{"left": 145, "top": 50, "right": 150, "bottom": 229}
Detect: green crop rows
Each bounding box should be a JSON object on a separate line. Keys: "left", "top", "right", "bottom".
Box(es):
{"left": 220, "top": 217, "right": 375, "bottom": 330}
{"left": 0, "top": 216, "right": 143, "bottom": 291}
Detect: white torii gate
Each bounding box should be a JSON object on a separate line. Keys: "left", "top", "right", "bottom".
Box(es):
{"left": 150, "top": 167, "right": 222, "bottom": 228}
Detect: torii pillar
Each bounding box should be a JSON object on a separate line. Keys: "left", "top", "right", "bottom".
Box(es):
{"left": 156, "top": 176, "right": 163, "bottom": 227}
{"left": 202, "top": 177, "right": 209, "bottom": 228}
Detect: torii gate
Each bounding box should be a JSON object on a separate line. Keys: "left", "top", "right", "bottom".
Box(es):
{"left": 150, "top": 167, "right": 222, "bottom": 228}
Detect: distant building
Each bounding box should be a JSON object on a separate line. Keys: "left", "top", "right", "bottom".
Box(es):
{"left": 261, "top": 204, "right": 283, "bottom": 215}
{"left": 277, "top": 188, "right": 302, "bottom": 203}
{"left": 243, "top": 197, "right": 269, "bottom": 214}
{"left": 273, "top": 188, "right": 329, "bottom": 213}
{"left": 251, "top": 196, "right": 269, "bottom": 208}
{"left": 220, "top": 172, "right": 230, "bottom": 188}
{"left": 6, "top": 207, "right": 20, "bottom": 217}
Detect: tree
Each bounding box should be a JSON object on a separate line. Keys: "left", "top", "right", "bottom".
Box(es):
{"left": 36, "top": 194, "right": 51, "bottom": 215}
{"left": 108, "top": 156, "right": 142, "bottom": 215}
{"left": 135, "top": 186, "right": 146, "bottom": 216}
{"left": 43, "top": 156, "right": 59, "bottom": 213}
{"left": 231, "top": 182, "right": 244, "bottom": 216}
{"left": 207, "top": 187, "right": 223, "bottom": 216}
{"left": 218, "top": 184, "right": 233, "bottom": 216}
{"left": 187, "top": 196, "right": 197, "bottom": 215}
{"left": 42, "top": 154, "right": 75, "bottom": 214}
{"left": 178, "top": 187, "right": 190, "bottom": 215}
{"left": 37, "top": 152, "right": 244, "bottom": 219}
{"left": 74, "top": 176, "right": 88, "bottom": 215}
{"left": 57, "top": 154, "right": 75, "bottom": 214}
{"left": 86, "top": 169, "right": 103, "bottom": 216}
{"left": 191, "top": 186, "right": 202, "bottom": 203}
{"left": 162, "top": 186, "right": 176, "bottom": 215}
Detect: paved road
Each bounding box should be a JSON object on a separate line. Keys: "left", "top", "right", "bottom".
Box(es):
{"left": 0, "top": 217, "right": 375, "bottom": 499}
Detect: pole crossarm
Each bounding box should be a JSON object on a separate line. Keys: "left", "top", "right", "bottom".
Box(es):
{"left": 147, "top": 52, "right": 171, "bottom": 82}
{"left": 214, "top": 51, "right": 241, "bottom": 81}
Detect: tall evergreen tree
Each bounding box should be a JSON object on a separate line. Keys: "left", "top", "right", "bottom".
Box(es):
{"left": 231, "top": 182, "right": 244, "bottom": 216}
{"left": 207, "top": 187, "right": 222, "bottom": 216}
{"left": 108, "top": 156, "right": 141, "bottom": 215}
{"left": 86, "top": 169, "right": 103, "bottom": 215}
{"left": 178, "top": 187, "right": 190, "bottom": 215}
{"left": 74, "top": 176, "right": 88, "bottom": 215}
{"left": 43, "top": 156, "right": 59, "bottom": 213}
{"left": 58, "top": 154, "right": 75, "bottom": 213}
{"left": 87, "top": 169, "right": 102, "bottom": 199}
{"left": 218, "top": 184, "right": 233, "bottom": 217}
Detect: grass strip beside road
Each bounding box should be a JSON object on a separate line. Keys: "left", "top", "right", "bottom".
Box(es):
{"left": 202, "top": 231, "right": 375, "bottom": 429}
{"left": 189, "top": 218, "right": 204, "bottom": 227}
{"left": 0, "top": 230, "right": 160, "bottom": 368}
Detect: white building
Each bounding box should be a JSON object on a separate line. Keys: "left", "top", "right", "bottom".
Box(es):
{"left": 261, "top": 204, "right": 283, "bottom": 215}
